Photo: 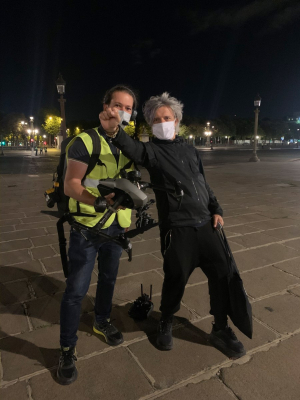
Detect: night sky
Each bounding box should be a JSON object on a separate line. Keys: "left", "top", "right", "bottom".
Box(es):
{"left": 1, "top": 0, "right": 300, "bottom": 123}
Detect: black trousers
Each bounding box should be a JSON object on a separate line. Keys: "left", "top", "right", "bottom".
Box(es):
{"left": 160, "top": 222, "right": 230, "bottom": 326}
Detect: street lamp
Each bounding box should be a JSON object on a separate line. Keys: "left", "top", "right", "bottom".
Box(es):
{"left": 56, "top": 73, "right": 67, "bottom": 148}
{"left": 249, "top": 94, "right": 261, "bottom": 162}
{"left": 204, "top": 122, "right": 212, "bottom": 147}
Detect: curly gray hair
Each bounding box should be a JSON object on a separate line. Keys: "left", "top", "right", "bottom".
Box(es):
{"left": 143, "top": 92, "right": 184, "bottom": 133}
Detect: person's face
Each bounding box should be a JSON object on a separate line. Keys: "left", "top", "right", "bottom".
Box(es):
{"left": 104, "top": 91, "right": 134, "bottom": 114}
{"left": 153, "top": 106, "right": 178, "bottom": 126}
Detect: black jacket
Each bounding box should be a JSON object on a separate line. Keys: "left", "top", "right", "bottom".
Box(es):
{"left": 113, "top": 129, "right": 223, "bottom": 229}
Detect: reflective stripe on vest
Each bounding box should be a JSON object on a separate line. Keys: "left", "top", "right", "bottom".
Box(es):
{"left": 67, "top": 128, "right": 133, "bottom": 228}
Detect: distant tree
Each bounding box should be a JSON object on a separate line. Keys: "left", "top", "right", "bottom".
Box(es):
{"left": 41, "top": 115, "right": 61, "bottom": 145}
{"left": 217, "top": 115, "right": 237, "bottom": 138}
{"left": 0, "top": 112, "right": 26, "bottom": 146}
{"left": 124, "top": 121, "right": 136, "bottom": 137}
{"left": 178, "top": 124, "right": 189, "bottom": 138}
{"left": 260, "top": 120, "right": 288, "bottom": 142}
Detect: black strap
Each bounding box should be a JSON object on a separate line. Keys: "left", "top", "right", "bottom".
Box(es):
{"left": 57, "top": 214, "right": 70, "bottom": 278}
{"left": 84, "top": 128, "right": 102, "bottom": 178}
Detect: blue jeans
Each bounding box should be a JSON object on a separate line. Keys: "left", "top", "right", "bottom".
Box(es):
{"left": 60, "top": 222, "right": 124, "bottom": 347}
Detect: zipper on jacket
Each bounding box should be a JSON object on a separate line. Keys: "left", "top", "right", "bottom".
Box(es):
{"left": 192, "top": 178, "right": 200, "bottom": 201}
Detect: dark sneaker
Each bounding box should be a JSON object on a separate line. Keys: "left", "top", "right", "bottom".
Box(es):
{"left": 93, "top": 320, "right": 124, "bottom": 346}
{"left": 156, "top": 316, "right": 173, "bottom": 350}
{"left": 57, "top": 346, "right": 78, "bottom": 385}
{"left": 209, "top": 324, "right": 246, "bottom": 359}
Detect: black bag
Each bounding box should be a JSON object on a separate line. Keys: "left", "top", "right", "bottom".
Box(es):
{"left": 217, "top": 226, "right": 253, "bottom": 339}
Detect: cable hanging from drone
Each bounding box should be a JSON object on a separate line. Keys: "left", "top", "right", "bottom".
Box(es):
{"left": 57, "top": 167, "right": 184, "bottom": 277}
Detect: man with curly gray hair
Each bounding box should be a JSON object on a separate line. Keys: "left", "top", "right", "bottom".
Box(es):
{"left": 99, "top": 92, "right": 247, "bottom": 359}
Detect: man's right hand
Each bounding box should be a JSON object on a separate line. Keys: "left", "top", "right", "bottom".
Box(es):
{"left": 99, "top": 107, "right": 121, "bottom": 133}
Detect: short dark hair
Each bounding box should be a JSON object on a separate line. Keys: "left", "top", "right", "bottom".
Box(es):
{"left": 103, "top": 84, "right": 138, "bottom": 109}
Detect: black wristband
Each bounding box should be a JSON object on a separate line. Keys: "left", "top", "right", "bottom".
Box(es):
{"left": 94, "top": 196, "right": 108, "bottom": 213}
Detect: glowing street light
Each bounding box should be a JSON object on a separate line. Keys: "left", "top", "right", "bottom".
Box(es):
{"left": 56, "top": 73, "right": 67, "bottom": 148}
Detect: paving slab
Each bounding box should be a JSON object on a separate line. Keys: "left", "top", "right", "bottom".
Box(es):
{"left": 182, "top": 283, "right": 211, "bottom": 318}
{"left": 241, "top": 266, "right": 300, "bottom": 299}
{"left": 224, "top": 224, "right": 263, "bottom": 235}
{"left": 0, "top": 218, "right": 22, "bottom": 227}
{"left": 0, "top": 228, "right": 46, "bottom": 242}
{"left": 262, "top": 225, "right": 300, "bottom": 240}
{"left": 0, "top": 262, "right": 44, "bottom": 283}
{"left": 31, "top": 234, "right": 59, "bottom": 247}
{"left": 118, "top": 253, "right": 163, "bottom": 277}
{"left": 0, "top": 381, "right": 28, "bottom": 400}
{"left": 27, "top": 292, "right": 94, "bottom": 329}
{"left": 289, "top": 286, "right": 300, "bottom": 296}
{"left": 14, "top": 221, "right": 56, "bottom": 231}
{"left": 223, "top": 214, "right": 270, "bottom": 227}
{"left": 0, "top": 280, "right": 31, "bottom": 306}
{"left": 226, "top": 240, "right": 246, "bottom": 251}
{"left": 0, "top": 212, "right": 26, "bottom": 221}
{"left": 246, "top": 218, "right": 297, "bottom": 230}
{"left": 128, "top": 319, "right": 227, "bottom": 390}
{"left": 0, "top": 303, "right": 29, "bottom": 338}
{"left": 121, "top": 238, "right": 161, "bottom": 258}
{"left": 0, "top": 324, "right": 61, "bottom": 381}
{"left": 252, "top": 293, "right": 300, "bottom": 334}
{"left": 157, "top": 377, "right": 238, "bottom": 400}
{"left": 0, "top": 238, "right": 32, "bottom": 253}
{"left": 186, "top": 267, "right": 207, "bottom": 285}
{"left": 233, "top": 244, "right": 299, "bottom": 272}
{"left": 228, "top": 232, "right": 278, "bottom": 248}
{"left": 42, "top": 255, "right": 65, "bottom": 272}
{"left": 31, "top": 245, "right": 57, "bottom": 260}
{"left": 220, "top": 333, "right": 300, "bottom": 400}
{"left": 29, "top": 347, "right": 154, "bottom": 400}
{"left": 0, "top": 249, "right": 33, "bottom": 265}
{"left": 0, "top": 225, "right": 16, "bottom": 233}
{"left": 282, "top": 238, "right": 300, "bottom": 250}
{"left": 30, "top": 272, "right": 67, "bottom": 297}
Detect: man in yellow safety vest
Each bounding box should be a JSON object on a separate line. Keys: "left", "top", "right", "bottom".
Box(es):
{"left": 57, "top": 85, "right": 137, "bottom": 385}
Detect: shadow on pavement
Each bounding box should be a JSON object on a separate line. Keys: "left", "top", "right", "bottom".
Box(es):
{"left": 0, "top": 266, "right": 212, "bottom": 382}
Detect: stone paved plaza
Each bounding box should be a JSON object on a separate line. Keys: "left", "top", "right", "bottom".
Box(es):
{"left": 0, "top": 151, "right": 300, "bottom": 399}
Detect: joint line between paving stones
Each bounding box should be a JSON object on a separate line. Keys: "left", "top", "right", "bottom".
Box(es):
{"left": 22, "top": 302, "right": 34, "bottom": 332}
{"left": 232, "top": 237, "right": 300, "bottom": 253}
{"left": 217, "top": 375, "right": 241, "bottom": 400}
{"left": 38, "top": 259, "right": 47, "bottom": 274}
{"left": 26, "top": 379, "right": 34, "bottom": 400}
{"left": 125, "top": 346, "right": 156, "bottom": 388}
{"left": 114, "top": 268, "right": 163, "bottom": 281}
{"left": 251, "top": 315, "right": 281, "bottom": 337}
{"left": 250, "top": 287, "right": 299, "bottom": 304}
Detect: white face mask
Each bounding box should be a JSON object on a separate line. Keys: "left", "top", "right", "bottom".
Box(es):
{"left": 118, "top": 110, "right": 131, "bottom": 126}
{"left": 152, "top": 121, "right": 175, "bottom": 140}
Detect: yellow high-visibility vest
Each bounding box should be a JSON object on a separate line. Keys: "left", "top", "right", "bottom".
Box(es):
{"left": 66, "top": 128, "right": 133, "bottom": 228}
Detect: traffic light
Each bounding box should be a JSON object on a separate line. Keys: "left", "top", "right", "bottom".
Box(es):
{"left": 1, "top": 141, "right": 5, "bottom": 145}
{"left": 30, "top": 138, "right": 34, "bottom": 142}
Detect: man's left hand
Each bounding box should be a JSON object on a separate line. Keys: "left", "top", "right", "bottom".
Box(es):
{"left": 213, "top": 214, "right": 224, "bottom": 229}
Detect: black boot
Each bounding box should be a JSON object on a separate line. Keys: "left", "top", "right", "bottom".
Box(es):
{"left": 156, "top": 316, "right": 173, "bottom": 350}
{"left": 209, "top": 323, "right": 246, "bottom": 359}
{"left": 57, "top": 346, "right": 78, "bottom": 385}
